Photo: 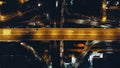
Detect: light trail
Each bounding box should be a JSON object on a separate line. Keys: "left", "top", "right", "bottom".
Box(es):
{"left": 0, "top": 28, "right": 119, "bottom": 41}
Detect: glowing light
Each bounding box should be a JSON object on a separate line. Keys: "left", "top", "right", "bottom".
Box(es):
{"left": 38, "top": 3, "right": 42, "bottom": 7}
{"left": 56, "top": 1, "right": 58, "bottom": 7}
{"left": 3, "top": 29, "right": 11, "bottom": 35}
{"left": 77, "top": 44, "right": 85, "bottom": 47}
{"left": 67, "top": 30, "right": 74, "bottom": 35}
{"left": 0, "top": 15, "right": 6, "bottom": 22}
{"left": 102, "top": 4, "right": 106, "bottom": 9}
{"left": 116, "top": 1, "right": 119, "bottom": 6}
{"left": 106, "top": 1, "right": 110, "bottom": 5}
{"left": 19, "top": 0, "right": 29, "bottom": 4}
{"left": 102, "top": 16, "right": 107, "bottom": 23}
{"left": 0, "top": 1, "right": 4, "bottom": 6}
{"left": 71, "top": 55, "right": 77, "bottom": 64}
{"left": 17, "top": 11, "right": 23, "bottom": 16}
{"left": 20, "top": 42, "right": 24, "bottom": 45}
